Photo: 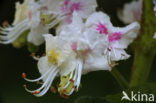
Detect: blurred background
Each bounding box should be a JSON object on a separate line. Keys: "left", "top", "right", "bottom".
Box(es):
{"left": 0, "top": 0, "right": 156, "bottom": 103}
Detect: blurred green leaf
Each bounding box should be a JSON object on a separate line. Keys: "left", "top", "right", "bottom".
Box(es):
{"left": 105, "top": 83, "right": 156, "bottom": 103}
{"left": 74, "top": 96, "right": 108, "bottom": 103}
{"left": 12, "top": 30, "right": 29, "bottom": 48}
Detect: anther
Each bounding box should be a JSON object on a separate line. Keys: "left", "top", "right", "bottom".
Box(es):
{"left": 32, "top": 91, "right": 40, "bottom": 95}
{"left": 74, "top": 88, "right": 78, "bottom": 92}
{"left": 30, "top": 53, "right": 35, "bottom": 57}
{"left": 121, "top": 54, "right": 125, "bottom": 56}
{"left": 63, "top": 89, "right": 66, "bottom": 93}
{"left": 69, "top": 79, "right": 74, "bottom": 83}
{"left": 109, "top": 64, "right": 113, "bottom": 68}
{"left": 22, "top": 73, "right": 26, "bottom": 78}
{"left": 107, "top": 48, "right": 111, "bottom": 51}
{"left": 63, "top": 76, "right": 67, "bottom": 78}
{"left": 23, "top": 84, "right": 27, "bottom": 88}
{"left": 51, "top": 86, "right": 56, "bottom": 93}
{"left": 61, "top": 93, "right": 70, "bottom": 99}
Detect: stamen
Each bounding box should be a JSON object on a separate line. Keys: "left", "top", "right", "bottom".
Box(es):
{"left": 121, "top": 54, "right": 125, "bottom": 56}
{"left": 34, "top": 69, "right": 58, "bottom": 97}
{"left": 32, "top": 91, "right": 40, "bottom": 95}
{"left": 23, "top": 68, "right": 52, "bottom": 82}
{"left": 23, "top": 84, "right": 27, "bottom": 88}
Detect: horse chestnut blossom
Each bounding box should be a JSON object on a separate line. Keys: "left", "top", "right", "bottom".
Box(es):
{"left": 118, "top": 0, "right": 142, "bottom": 24}
{"left": 85, "top": 12, "right": 140, "bottom": 65}
{"left": 22, "top": 11, "right": 140, "bottom": 97}
{"left": 0, "top": 0, "right": 49, "bottom": 46}
{"left": 40, "top": 0, "right": 97, "bottom": 30}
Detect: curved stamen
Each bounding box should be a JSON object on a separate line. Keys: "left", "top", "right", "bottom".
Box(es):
{"left": 23, "top": 69, "right": 52, "bottom": 82}
{"left": 0, "top": 25, "right": 29, "bottom": 44}
{"left": 0, "top": 20, "right": 29, "bottom": 44}
{"left": 34, "top": 69, "right": 59, "bottom": 97}
{"left": 75, "top": 59, "right": 83, "bottom": 90}
{"left": 32, "top": 56, "right": 40, "bottom": 61}
{"left": 24, "top": 66, "right": 57, "bottom": 94}
{"left": 62, "top": 71, "right": 74, "bottom": 89}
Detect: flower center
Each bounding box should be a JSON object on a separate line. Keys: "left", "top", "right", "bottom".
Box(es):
{"left": 96, "top": 22, "right": 108, "bottom": 35}
{"left": 47, "top": 50, "right": 60, "bottom": 65}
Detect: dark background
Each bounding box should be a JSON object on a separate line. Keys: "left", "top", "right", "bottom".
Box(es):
{"left": 0, "top": 0, "right": 155, "bottom": 103}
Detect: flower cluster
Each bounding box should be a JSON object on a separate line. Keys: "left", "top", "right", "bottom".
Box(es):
{"left": 1, "top": 0, "right": 140, "bottom": 98}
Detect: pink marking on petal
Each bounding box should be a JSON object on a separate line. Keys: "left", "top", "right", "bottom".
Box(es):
{"left": 96, "top": 22, "right": 108, "bottom": 35}
{"left": 61, "top": 0, "right": 71, "bottom": 12}
{"left": 109, "top": 32, "right": 122, "bottom": 42}
{"left": 70, "top": 2, "right": 82, "bottom": 13}
{"left": 71, "top": 42, "right": 77, "bottom": 51}
{"left": 64, "top": 0, "right": 70, "bottom": 6}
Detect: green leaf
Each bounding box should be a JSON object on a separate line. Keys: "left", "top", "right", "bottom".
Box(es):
{"left": 105, "top": 83, "right": 156, "bottom": 103}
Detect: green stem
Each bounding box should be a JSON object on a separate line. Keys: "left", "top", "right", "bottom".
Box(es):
{"left": 130, "top": 0, "right": 156, "bottom": 87}
{"left": 111, "top": 68, "right": 129, "bottom": 89}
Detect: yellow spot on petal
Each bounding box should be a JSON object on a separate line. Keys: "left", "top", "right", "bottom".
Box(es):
{"left": 47, "top": 49, "right": 60, "bottom": 65}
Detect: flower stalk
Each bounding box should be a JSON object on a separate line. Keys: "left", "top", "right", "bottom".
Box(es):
{"left": 111, "top": 68, "right": 129, "bottom": 89}
{"left": 130, "top": 0, "right": 156, "bottom": 87}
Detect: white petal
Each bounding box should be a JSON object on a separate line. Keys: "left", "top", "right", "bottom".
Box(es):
{"left": 38, "top": 56, "right": 53, "bottom": 82}
{"left": 85, "top": 12, "right": 112, "bottom": 29}
{"left": 110, "top": 49, "right": 130, "bottom": 61}
{"left": 111, "top": 22, "right": 140, "bottom": 49}
{"left": 28, "top": 24, "right": 49, "bottom": 46}
{"left": 84, "top": 54, "right": 111, "bottom": 74}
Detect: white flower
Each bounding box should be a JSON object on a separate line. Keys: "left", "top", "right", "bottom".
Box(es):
{"left": 86, "top": 12, "right": 140, "bottom": 64}
{"left": 118, "top": 0, "right": 142, "bottom": 24}
{"left": 59, "top": 12, "right": 111, "bottom": 72}
{"left": 23, "top": 34, "right": 83, "bottom": 97}
{"left": 0, "top": 0, "right": 48, "bottom": 46}
{"left": 42, "top": 0, "right": 97, "bottom": 29}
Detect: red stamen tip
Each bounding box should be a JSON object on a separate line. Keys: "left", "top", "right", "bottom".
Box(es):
{"left": 22, "top": 73, "right": 26, "bottom": 78}
{"left": 61, "top": 93, "right": 70, "bottom": 99}
{"left": 30, "top": 53, "right": 35, "bottom": 57}
{"left": 32, "top": 91, "right": 40, "bottom": 95}
{"left": 51, "top": 86, "right": 56, "bottom": 93}
{"left": 69, "top": 79, "right": 74, "bottom": 83}
{"left": 23, "top": 84, "right": 27, "bottom": 88}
